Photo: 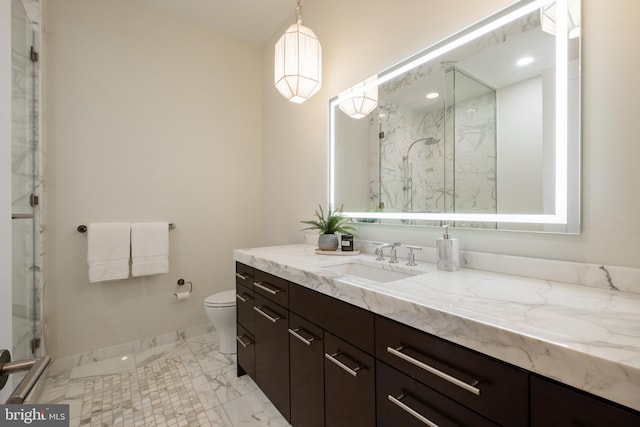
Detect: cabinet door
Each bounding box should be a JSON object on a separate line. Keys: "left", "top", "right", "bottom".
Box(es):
{"left": 236, "top": 281, "right": 254, "bottom": 334}
{"left": 377, "top": 361, "right": 499, "bottom": 427}
{"left": 289, "top": 314, "right": 324, "bottom": 427}
{"left": 531, "top": 376, "right": 640, "bottom": 427}
{"left": 236, "top": 324, "right": 255, "bottom": 378}
{"left": 324, "top": 332, "right": 375, "bottom": 427}
{"left": 254, "top": 294, "right": 290, "bottom": 421}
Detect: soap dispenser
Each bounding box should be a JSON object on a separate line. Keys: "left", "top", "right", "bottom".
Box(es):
{"left": 437, "top": 225, "right": 459, "bottom": 271}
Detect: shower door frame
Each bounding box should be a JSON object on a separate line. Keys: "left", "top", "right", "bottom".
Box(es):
{"left": 10, "top": 0, "right": 42, "bottom": 368}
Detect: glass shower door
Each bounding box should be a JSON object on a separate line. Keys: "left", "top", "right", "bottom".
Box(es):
{"left": 11, "top": 0, "right": 37, "bottom": 370}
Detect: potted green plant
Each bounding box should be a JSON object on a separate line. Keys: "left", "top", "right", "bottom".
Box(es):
{"left": 301, "top": 205, "right": 357, "bottom": 251}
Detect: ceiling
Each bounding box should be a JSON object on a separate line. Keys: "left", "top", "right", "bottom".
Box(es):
{"left": 134, "top": 0, "right": 297, "bottom": 46}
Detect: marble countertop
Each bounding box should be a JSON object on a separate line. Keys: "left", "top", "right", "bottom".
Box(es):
{"left": 234, "top": 244, "right": 640, "bottom": 412}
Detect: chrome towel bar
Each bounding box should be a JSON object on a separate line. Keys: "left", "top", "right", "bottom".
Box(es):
{"left": 0, "top": 349, "right": 51, "bottom": 404}
{"left": 77, "top": 223, "right": 176, "bottom": 233}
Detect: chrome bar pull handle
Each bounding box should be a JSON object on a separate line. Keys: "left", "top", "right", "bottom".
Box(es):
{"left": 325, "top": 352, "right": 362, "bottom": 377}
{"left": 254, "top": 306, "right": 282, "bottom": 323}
{"left": 236, "top": 335, "right": 253, "bottom": 348}
{"left": 235, "top": 293, "right": 251, "bottom": 303}
{"left": 253, "top": 281, "right": 282, "bottom": 295}
{"left": 235, "top": 272, "right": 250, "bottom": 281}
{"left": 0, "top": 349, "right": 52, "bottom": 404}
{"left": 288, "top": 328, "right": 318, "bottom": 346}
{"left": 388, "top": 394, "right": 440, "bottom": 427}
{"left": 387, "top": 346, "right": 480, "bottom": 395}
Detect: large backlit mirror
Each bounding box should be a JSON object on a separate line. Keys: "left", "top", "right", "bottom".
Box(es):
{"left": 330, "top": 0, "right": 580, "bottom": 233}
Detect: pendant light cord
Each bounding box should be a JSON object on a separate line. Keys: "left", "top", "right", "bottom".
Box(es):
{"left": 296, "top": 0, "right": 303, "bottom": 25}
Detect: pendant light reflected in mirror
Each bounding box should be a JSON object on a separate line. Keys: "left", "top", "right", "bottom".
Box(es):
{"left": 338, "top": 76, "right": 379, "bottom": 119}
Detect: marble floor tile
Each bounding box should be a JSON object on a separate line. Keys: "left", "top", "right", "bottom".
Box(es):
{"left": 39, "top": 331, "right": 290, "bottom": 427}
{"left": 135, "top": 340, "right": 192, "bottom": 367}
{"left": 222, "top": 390, "right": 290, "bottom": 427}
{"left": 70, "top": 353, "right": 136, "bottom": 379}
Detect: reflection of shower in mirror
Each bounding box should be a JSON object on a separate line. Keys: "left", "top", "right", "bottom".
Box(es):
{"left": 402, "top": 137, "right": 439, "bottom": 213}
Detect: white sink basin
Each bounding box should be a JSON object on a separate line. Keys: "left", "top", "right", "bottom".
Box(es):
{"left": 322, "top": 261, "right": 421, "bottom": 283}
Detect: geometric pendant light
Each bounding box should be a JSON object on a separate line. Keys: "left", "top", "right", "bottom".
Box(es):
{"left": 338, "top": 76, "right": 378, "bottom": 119}
{"left": 274, "top": 0, "right": 322, "bottom": 103}
{"left": 540, "top": 0, "right": 581, "bottom": 39}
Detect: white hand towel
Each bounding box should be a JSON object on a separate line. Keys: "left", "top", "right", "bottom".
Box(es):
{"left": 87, "top": 223, "right": 131, "bottom": 283}
{"left": 131, "top": 222, "right": 169, "bottom": 277}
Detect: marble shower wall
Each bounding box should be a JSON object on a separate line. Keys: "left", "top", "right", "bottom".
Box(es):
{"left": 447, "top": 70, "right": 497, "bottom": 229}
{"left": 370, "top": 69, "right": 496, "bottom": 224}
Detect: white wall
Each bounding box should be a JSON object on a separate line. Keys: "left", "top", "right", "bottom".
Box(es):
{"left": 0, "top": 0, "right": 14, "bottom": 403}
{"left": 497, "top": 76, "right": 543, "bottom": 214}
{"left": 334, "top": 111, "right": 370, "bottom": 210}
{"left": 44, "top": 0, "right": 263, "bottom": 358}
{"left": 261, "top": 0, "right": 640, "bottom": 268}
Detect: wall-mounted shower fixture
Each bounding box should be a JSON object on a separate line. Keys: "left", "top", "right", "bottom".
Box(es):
{"left": 402, "top": 137, "right": 440, "bottom": 213}
{"left": 403, "top": 137, "right": 439, "bottom": 162}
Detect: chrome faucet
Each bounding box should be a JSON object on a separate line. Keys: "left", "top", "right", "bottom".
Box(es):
{"left": 374, "top": 243, "right": 388, "bottom": 261}
{"left": 375, "top": 242, "right": 401, "bottom": 263}
{"left": 406, "top": 245, "right": 422, "bottom": 266}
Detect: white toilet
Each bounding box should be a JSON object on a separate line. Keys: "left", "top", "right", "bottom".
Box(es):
{"left": 204, "top": 290, "right": 237, "bottom": 354}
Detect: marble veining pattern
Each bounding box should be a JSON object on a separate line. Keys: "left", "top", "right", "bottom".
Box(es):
{"left": 372, "top": 72, "right": 496, "bottom": 223}
{"left": 234, "top": 244, "right": 640, "bottom": 411}
{"left": 39, "top": 330, "right": 289, "bottom": 427}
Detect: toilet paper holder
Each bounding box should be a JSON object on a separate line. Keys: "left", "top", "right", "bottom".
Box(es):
{"left": 174, "top": 278, "right": 193, "bottom": 299}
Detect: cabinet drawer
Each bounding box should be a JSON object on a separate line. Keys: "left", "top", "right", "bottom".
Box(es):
{"left": 324, "top": 332, "right": 376, "bottom": 427}
{"left": 531, "top": 376, "right": 640, "bottom": 427}
{"left": 236, "top": 324, "right": 255, "bottom": 379}
{"left": 235, "top": 282, "right": 254, "bottom": 334}
{"left": 235, "top": 262, "right": 254, "bottom": 286}
{"left": 289, "top": 314, "right": 324, "bottom": 427}
{"left": 290, "top": 282, "right": 374, "bottom": 354}
{"left": 377, "top": 361, "right": 499, "bottom": 427}
{"left": 375, "top": 315, "right": 528, "bottom": 427}
{"left": 254, "top": 270, "right": 289, "bottom": 308}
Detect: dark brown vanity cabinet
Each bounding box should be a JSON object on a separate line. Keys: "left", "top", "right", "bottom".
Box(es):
{"left": 530, "top": 376, "right": 640, "bottom": 427}
{"left": 253, "top": 291, "right": 290, "bottom": 422}
{"left": 235, "top": 281, "right": 254, "bottom": 335}
{"left": 288, "top": 313, "right": 324, "bottom": 427}
{"left": 254, "top": 269, "right": 289, "bottom": 308}
{"left": 236, "top": 263, "right": 640, "bottom": 427}
{"left": 235, "top": 263, "right": 255, "bottom": 378}
{"left": 376, "top": 315, "right": 529, "bottom": 427}
{"left": 324, "top": 332, "right": 376, "bottom": 427}
{"left": 289, "top": 279, "right": 376, "bottom": 427}
{"left": 377, "top": 361, "right": 499, "bottom": 427}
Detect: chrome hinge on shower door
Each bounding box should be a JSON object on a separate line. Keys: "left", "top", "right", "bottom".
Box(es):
{"left": 30, "top": 338, "right": 40, "bottom": 354}
{"left": 30, "top": 46, "right": 39, "bottom": 63}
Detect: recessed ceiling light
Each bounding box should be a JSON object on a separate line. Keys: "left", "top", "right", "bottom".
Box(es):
{"left": 516, "top": 56, "right": 534, "bottom": 66}
{"left": 426, "top": 92, "right": 440, "bottom": 99}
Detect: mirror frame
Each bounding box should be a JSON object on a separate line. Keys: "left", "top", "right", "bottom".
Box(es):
{"left": 329, "top": 0, "right": 580, "bottom": 228}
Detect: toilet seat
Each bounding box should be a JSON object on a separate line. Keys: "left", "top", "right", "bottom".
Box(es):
{"left": 205, "top": 289, "right": 236, "bottom": 308}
